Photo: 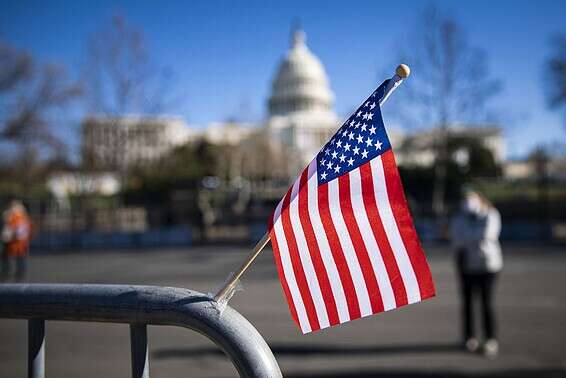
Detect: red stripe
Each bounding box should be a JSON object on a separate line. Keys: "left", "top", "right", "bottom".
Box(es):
{"left": 280, "top": 189, "right": 321, "bottom": 331}
{"left": 297, "top": 170, "right": 340, "bottom": 326}
{"left": 381, "top": 151, "right": 436, "bottom": 299}
{"left": 338, "top": 174, "right": 384, "bottom": 314}
{"left": 268, "top": 219, "right": 300, "bottom": 328}
{"left": 317, "top": 183, "right": 361, "bottom": 320}
{"left": 359, "top": 162, "right": 409, "bottom": 307}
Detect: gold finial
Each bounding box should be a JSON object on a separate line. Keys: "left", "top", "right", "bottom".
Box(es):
{"left": 396, "top": 64, "right": 411, "bottom": 78}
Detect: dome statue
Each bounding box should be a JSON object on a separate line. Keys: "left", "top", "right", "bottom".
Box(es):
{"left": 268, "top": 29, "right": 335, "bottom": 117}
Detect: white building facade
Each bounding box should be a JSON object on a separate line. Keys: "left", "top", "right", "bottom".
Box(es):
{"left": 82, "top": 116, "right": 192, "bottom": 170}
{"left": 393, "top": 126, "right": 505, "bottom": 168}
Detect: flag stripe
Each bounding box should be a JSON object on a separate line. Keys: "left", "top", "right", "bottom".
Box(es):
{"left": 381, "top": 150, "right": 436, "bottom": 299}
{"left": 337, "top": 173, "right": 384, "bottom": 314}
{"left": 348, "top": 167, "right": 397, "bottom": 310}
{"left": 327, "top": 179, "right": 373, "bottom": 317}
{"left": 297, "top": 168, "right": 341, "bottom": 326}
{"left": 370, "top": 156, "right": 421, "bottom": 303}
{"left": 289, "top": 172, "right": 331, "bottom": 329}
{"left": 268, "top": 216, "right": 300, "bottom": 327}
{"left": 359, "top": 162, "right": 409, "bottom": 307}
{"left": 280, "top": 189, "right": 321, "bottom": 332}
{"left": 306, "top": 162, "right": 350, "bottom": 324}
{"left": 271, "top": 200, "right": 311, "bottom": 332}
{"left": 317, "top": 182, "right": 362, "bottom": 320}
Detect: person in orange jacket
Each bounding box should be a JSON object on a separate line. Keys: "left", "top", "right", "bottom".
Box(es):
{"left": 1, "top": 200, "right": 32, "bottom": 282}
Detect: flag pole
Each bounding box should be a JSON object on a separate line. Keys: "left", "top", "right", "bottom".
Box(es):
{"left": 214, "top": 232, "right": 271, "bottom": 302}
{"left": 213, "top": 64, "right": 411, "bottom": 304}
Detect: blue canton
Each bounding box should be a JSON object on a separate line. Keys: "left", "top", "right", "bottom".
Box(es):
{"left": 316, "top": 80, "right": 392, "bottom": 184}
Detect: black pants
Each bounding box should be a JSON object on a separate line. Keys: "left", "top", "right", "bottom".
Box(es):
{"left": 458, "top": 270, "right": 497, "bottom": 340}
{"left": 1, "top": 252, "right": 27, "bottom": 282}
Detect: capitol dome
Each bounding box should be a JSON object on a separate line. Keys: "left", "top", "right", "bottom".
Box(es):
{"left": 268, "top": 29, "right": 335, "bottom": 117}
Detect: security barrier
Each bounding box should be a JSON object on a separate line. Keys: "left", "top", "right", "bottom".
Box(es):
{"left": 0, "top": 284, "right": 282, "bottom": 378}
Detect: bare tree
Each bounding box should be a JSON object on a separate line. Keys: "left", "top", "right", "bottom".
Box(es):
{"left": 0, "top": 43, "right": 32, "bottom": 92}
{"left": 0, "top": 41, "right": 81, "bottom": 187}
{"left": 396, "top": 6, "right": 501, "bottom": 217}
{"left": 545, "top": 33, "right": 566, "bottom": 119}
{"left": 83, "top": 15, "right": 178, "bottom": 116}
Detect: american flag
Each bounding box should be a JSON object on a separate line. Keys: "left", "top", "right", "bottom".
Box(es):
{"left": 268, "top": 80, "right": 435, "bottom": 333}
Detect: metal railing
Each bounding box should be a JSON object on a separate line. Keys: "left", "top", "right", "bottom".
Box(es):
{"left": 0, "top": 284, "right": 282, "bottom": 378}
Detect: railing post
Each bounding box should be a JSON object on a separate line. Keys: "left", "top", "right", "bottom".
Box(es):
{"left": 1, "top": 284, "right": 282, "bottom": 377}
{"left": 130, "top": 323, "right": 149, "bottom": 378}
{"left": 28, "top": 319, "right": 45, "bottom": 378}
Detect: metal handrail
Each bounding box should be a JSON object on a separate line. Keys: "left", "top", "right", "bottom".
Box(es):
{"left": 0, "top": 284, "right": 282, "bottom": 378}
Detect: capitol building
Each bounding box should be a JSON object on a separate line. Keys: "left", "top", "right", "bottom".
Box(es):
{"left": 265, "top": 29, "right": 341, "bottom": 168}
{"left": 183, "top": 27, "right": 345, "bottom": 178}
{"left": 82, "top": 29, "right": 342, "bottom": 177}
{"left": 82, "top": 28, "right": 504, "bottom": 179}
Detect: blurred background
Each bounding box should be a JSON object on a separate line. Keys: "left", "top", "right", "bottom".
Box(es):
{"left": 0, "top": 0, "right": 565, "bottom": 377}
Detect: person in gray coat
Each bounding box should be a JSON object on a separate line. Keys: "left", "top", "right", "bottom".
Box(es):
{"left": 451, "top": 189, "right": 503, "bottom": 359}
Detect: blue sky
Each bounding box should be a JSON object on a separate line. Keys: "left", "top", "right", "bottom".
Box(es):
{"left": 1, "top": 0, "right": 565, "bottom": 158}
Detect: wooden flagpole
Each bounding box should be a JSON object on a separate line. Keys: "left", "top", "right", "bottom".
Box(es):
{"left": 214, "top": 232, "right": 271, "bottom": 302}
{"left": 213, "top": 64, "right": 411, "bottom": 303}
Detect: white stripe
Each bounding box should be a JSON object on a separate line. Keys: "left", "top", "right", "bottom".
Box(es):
{"left": 370, "top": 157, "right": 421, "bottom": 303}
{"left": 327, "top": 178, "right": 373, "bottom": 316}
{"left": 348, "top": 168, "right": 396, "bottom": 310}
{"left": 272, "top": 201, "right": 312, "bottom": 333}
{"left": 288, "top": 175, "right": 330, "bottom": 329}
{"left": 272, "top": 194, "right": 285, "bottom": 224}
{"left": 306, "top": 161, "right": 350, "bottom": 323}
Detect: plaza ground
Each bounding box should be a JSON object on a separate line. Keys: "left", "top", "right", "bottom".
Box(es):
{"left": 1, "top": 243, "right": 565, "bottom": 377}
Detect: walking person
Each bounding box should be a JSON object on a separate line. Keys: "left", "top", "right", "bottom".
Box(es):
{"left": 1, "top": 200, "right": 32, "bottom": 282}
{"left": 451, "top": 189, "right": 503, "bottom": 359}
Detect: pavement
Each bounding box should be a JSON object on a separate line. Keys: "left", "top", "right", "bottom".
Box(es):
{"left": 0, "top": 243, "right": 565, "bottom": 377}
